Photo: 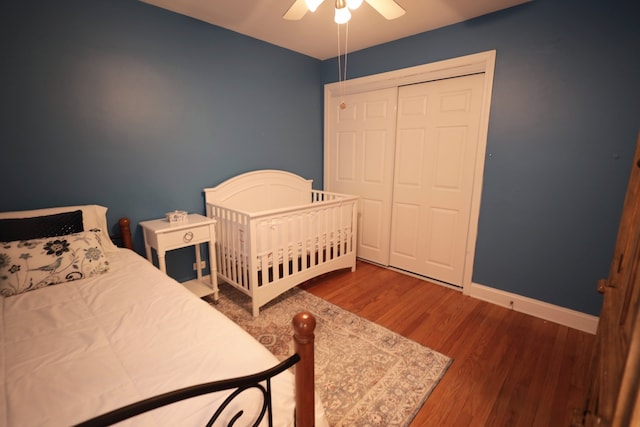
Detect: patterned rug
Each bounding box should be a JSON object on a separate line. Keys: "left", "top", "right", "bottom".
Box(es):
{"left": 207, "top": 285, "right": 452, "bottom": 427}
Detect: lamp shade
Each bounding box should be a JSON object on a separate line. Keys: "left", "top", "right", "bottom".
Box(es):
{"left": 346, "top": 0, "right": 363, "bottom": 9}
{"left": 334, "top": 0, "right": 351, "bottom": 23}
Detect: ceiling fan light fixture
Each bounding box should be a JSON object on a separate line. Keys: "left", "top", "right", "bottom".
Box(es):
{"left": 334, "top": 0, "right": 351, "bottom": 24}
{"left": 346, "top": 0, "right": 363, "bottom": 10}
{"left": 305, "top": 0, "right": 324, "bottom": 13}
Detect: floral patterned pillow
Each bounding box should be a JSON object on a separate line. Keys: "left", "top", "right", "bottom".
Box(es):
{"left": 0, "top": 231, "right": 110, "bottom": 297}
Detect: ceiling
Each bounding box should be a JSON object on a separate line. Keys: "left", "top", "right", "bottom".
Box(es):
{"left": 140, "top": 0, "right": 531, "bottom": 60}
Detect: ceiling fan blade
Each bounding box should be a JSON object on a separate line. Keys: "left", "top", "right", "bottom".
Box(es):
{"left": 365, "top": 0, "right": 405, "bottom": 20}
{"left": 283, "top": 0, "right": 309, "bottom": 20}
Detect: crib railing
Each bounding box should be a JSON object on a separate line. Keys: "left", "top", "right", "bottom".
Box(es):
{"left": 207, "top": 192, "right": 358, "bottom": 299}
{"left": 208, "top": 205, "right": 252, "bottom": 291}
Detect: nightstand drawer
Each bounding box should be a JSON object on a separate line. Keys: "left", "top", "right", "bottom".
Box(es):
{"left": 156, "top": 224, "right": 211, "bottom": 250}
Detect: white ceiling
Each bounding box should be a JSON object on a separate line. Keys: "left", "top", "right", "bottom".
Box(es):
{"left": 140, "top": 0, "right": 531, "bottom": 60}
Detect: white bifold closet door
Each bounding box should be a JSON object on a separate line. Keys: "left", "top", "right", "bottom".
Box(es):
{"left": 327, "top": 73, "right": 484, "bottom": 287}
{"left": 327, "top": 87, "right": 398, "bottom": 265}
{"left": 390, "top": 73, "right": 484, "bottom": 286}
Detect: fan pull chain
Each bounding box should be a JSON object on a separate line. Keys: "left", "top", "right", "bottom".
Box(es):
{"left": 337, "top": 22, "right": 348, "bottom": 110}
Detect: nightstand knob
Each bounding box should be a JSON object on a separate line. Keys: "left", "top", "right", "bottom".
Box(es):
{"left": 183, "top": 231, "right": 194, "bottom": 243}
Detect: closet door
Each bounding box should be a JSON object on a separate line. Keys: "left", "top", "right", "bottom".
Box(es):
{"left": 389, "top": 73, "right": 485, "bottom": 286}
{"left": 325, "top": 88, "right": 398, "bottom": 265}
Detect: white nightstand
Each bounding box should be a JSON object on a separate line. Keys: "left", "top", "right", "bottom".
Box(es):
{"left": 140, "top": 213, "right": 218, "bottom": 301}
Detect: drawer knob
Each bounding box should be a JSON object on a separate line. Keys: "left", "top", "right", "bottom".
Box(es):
{"left": 183, "top": 231, "right": 194, "bottom": 243}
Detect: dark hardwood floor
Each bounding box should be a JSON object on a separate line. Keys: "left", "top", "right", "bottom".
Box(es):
{"left": 299, "top": 260, "right": 595, "bottom": 427}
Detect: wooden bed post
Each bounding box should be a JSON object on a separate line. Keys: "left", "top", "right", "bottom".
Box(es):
{"left": 118, "top": 217, "right": 134, "bottom": 250}
{"left": 293, "top": 312, "right": 316, "bottom": 427}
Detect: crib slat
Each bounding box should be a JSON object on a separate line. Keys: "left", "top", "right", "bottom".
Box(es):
{"left": 292, "top": 214, "right": 300, "bottom": 276}
{"left": 230, "top": 210, "right": 239, "bottom": 286}
{"left": 241, "top": 214, "right": 250, "bottom": 289}
{"left": 311, "top": 210, "right": 318, "bottom": 268}
{"left": 226, "top": 210, "right": 236, "bottom": 286}
{"left": 302, "top": 212, "right": 309, "bottom": 271}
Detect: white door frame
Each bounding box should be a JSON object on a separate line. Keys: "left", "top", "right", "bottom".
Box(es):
{"left": 324, "top": 50, "right": 496, "bottom": 295}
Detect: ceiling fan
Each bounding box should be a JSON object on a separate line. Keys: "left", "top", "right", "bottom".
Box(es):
{"left": 283, "top": 0, "right": 406, "bottom": 21}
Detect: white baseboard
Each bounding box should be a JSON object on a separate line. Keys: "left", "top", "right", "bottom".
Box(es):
{"left": 466, "top": 282, "right": 599, "bottom": 334}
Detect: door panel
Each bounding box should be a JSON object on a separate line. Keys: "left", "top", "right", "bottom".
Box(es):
{"left": 360, "top": 198, "right": 385, "bottom": 253}
{"left": 389, "top": 74, "right": 484, "bottom": 286}
{"left": 391, "top": 203, "right": 419, "bottom": 257}
{"left": 581, "top": 132, "right": 640, "bottom": 426}
{"left": 326, "top": 87, "right": 398, "bottom": 264}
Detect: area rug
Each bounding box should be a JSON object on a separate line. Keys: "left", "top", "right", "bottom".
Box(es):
{"left": 207, "top": 285, "right": 452, "bottom": 427}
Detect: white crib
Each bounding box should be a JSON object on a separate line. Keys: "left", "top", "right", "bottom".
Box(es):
{"left": 204, "top": 170, "right": 359, "bottom": 316}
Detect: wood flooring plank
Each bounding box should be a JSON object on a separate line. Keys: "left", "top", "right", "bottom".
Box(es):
{"left": 421, "top": 303, "right": 504, "bottom": 425}
{"left": 514, "top": 320, "right": 557, "bottom": 426}
{"left": 457, "top": 310, "right": 530, "bottom": 426}
{"left": 482, "top": 314, "right": 537, "bottom": 427}
{"left": 300, "top": 260, "right": 595, "bottom": 426}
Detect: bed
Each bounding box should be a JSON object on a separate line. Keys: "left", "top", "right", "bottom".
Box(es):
{"left": 204, "top": 170, "right": 359, "bottom": 317}
{"left": 0, "top": 205, "right": 324, "bottom": 427}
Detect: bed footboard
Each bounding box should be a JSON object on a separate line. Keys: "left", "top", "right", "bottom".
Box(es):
{"left": 293, "top": 311, "right": 315, "bottom": 427}
{"left": 75, "top": 312, "right": 316, "bottom": 427}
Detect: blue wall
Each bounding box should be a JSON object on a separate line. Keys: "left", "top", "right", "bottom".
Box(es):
{"left": 1, "top": 0, "right": 638, "bottom": 315}
{"left": 1, "top": 0, "right": 322, "bottom": 279}
{"left": 322, "top": 0, "right": 640, "bottom": 315}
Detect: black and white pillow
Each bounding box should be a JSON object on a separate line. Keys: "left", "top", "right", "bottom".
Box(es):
{"left": 0, "top": 205, "right": 119, "bottom": 253}
{"left": 0, "top": 230, "right": 110, "bottom": 297}
{"left": 0, "top": 210, "right": 84, "bottom": 242}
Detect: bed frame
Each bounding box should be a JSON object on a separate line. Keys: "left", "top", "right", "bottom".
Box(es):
{"left": 82, "top": 217, "right": 317, "bottom": 427}
{"left": 204, "top": 170, "right": 359, "bottom": 316}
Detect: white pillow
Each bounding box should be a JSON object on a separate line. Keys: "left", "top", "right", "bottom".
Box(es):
{"left": 0, "top": 231, "right": 110, "bottom": 297}
{"left": 0, "top": 205, "right": 119, "bottom": 252}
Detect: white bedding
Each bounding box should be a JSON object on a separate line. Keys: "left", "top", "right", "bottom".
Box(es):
{"left": 0, "top": 249, "right": 296, "bottom": 427}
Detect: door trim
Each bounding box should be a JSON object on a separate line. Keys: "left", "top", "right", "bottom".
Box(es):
{"left": 324, "top": 50, "right": 496, "bottom": 295}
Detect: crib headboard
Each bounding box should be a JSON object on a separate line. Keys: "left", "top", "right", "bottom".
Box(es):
{"left": 204, "top": 170, "right": 313, "bottom": 212}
